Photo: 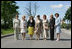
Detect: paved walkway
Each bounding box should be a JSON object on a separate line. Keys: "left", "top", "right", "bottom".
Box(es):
{"left": 1, "top": 29, "right": 71, "bottom": 48}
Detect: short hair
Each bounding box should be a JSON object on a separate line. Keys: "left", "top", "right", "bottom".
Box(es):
{"left": 37, "top": 15, "right": 40, "bottom": 18}
{"left": 43, "top": 14, "right": 47, "bottom": 19}
{"left": 29, "top": 16, "right": 34, "bottom": 20}
{"left": 55, "top": 13, "right": 59, "bottom": 17}
{"left": 22, "top": 16, "right": 25, "bottom": 18}
{"left": 50, "top": 14, "right": 53, "bottom": 18}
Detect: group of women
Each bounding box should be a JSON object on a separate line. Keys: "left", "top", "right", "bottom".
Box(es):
{"left": 13, "top": 13, "right": 61, "bottom": 41}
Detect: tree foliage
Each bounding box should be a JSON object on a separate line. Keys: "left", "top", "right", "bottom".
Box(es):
{"left": 1, "top": 1, "right": 19, "bottom": 29}
{"left": 63, "top": 7, "right": 71, "bottom": 21}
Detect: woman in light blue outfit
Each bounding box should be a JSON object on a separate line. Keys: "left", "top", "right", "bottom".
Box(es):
{"left": 55, "top": 13, "right": 61, "bottom": 41}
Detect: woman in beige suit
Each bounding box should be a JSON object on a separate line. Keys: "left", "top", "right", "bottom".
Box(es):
{"left": 42, "top": 15, "right": 49, "bottom": 40}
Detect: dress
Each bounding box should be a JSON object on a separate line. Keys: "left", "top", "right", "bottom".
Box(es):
{"left": 43, "top": 19, "right": 49, "bottom": 38}
{"left": 27, "top": 20, "right": 35, "bottom": 35}
{"left": 55, "top": 17, "right": 61, "bottom": 33}
{"left": 13, "top": 19, "right": 20, "bottom": 40}
{"left": 35, "top": 19, "right": 43, "bottom": 35}
{"left": 20, "top": 20, "right": 27, "bottom": 33}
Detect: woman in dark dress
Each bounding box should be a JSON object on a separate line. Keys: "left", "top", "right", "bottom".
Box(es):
{"left": 49, "top": 14, "right": 55, "bottom": 40}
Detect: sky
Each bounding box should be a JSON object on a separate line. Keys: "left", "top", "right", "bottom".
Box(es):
{"left": 15, "top": 1, "right": 71, "bottom": 22}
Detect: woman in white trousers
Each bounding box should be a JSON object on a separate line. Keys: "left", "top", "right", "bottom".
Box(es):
{"left": 13, "top": 15, "right": 20, "bottom": 40}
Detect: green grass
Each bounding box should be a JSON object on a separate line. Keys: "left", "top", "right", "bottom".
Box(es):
{"left": 1, "top": 28, "right": 14, "bottom": 35}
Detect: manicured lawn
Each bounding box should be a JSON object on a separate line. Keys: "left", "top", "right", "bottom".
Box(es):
{"left": 1, "top": 28, "right": 14, "bottom": 35}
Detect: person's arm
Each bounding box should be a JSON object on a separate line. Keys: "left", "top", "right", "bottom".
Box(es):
{"left": 45, "top": 20, "right": 48, "bottom": 29}
{"left": 33, "top": 20, "right": 35, "bottom": 28}
{"left": 20, "top": 20, "right": 21, "bottom": 29}
{"left": 25, "top": 20, "right": 27, "bottom": 27}
{"left": 19, "top": 19, "right": 21, "bottom": 32}
{"left": 13, "top": 19, "right": 15, "bottom": 29}
{"left": 35, "top": 20, "right": 37, "bottom": 30}
{"left": 53, "top": 18, "right": 55, "bottom": 28}
{"left": 49, "top": 19, "right": 51, "bottom": 27}
{"left": 55, "top": 18, "right": 61, "bottom": 26}
{"left": 41, "top": 20, "right": 43, "bottom": 29}
{"left": 50, "top": 19, "right": 53, "bottom": 29}
{"left": 46, "top": 20, "right": 48, "bottom": 26}
{"left": 19, "top": 19, "right": 20, "bottom": 28}
{"left": 27, "top": 20, "right": 29, "bottom": 28}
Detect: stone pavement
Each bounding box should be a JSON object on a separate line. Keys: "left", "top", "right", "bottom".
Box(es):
{"left": 1, "top": 29, "right": 71, "bottom": 48}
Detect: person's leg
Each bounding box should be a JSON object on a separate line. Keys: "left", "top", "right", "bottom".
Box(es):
{"left": 38, "top": 34, "right": 40, "bottom": 40}
{"left": 56, "top": 33, "right": 60, "bottom": 41}
{"left": 22, "top": 33, "right": 25, "bottom": 40}
{"left": 45, "top": 32, "right": 46, "bottom": 40}
{"left": 52, "top": 32, "right": 54, "bottom": 40}
{"left": 52, "top": 28, "right": 54, "bottom": 40}
{"left": 17, "top": 28, "right": 19, "bottom": 40}
{"left": 44, "top": 30, "right": 46, "bottom": 40}
{"left": 50, "top": 28, "right": 52, "bottom": 40}
{"left": 56, "top": 33, "right": 58, "bottom": 40}
{"left": 36, "top": 33, "right": 39, "bottom": 40}
{"left": 14, "top": 29, "right": 17, "bottom": 40}
{"left": 43, "top": 32, "right": 44, "bottom": 40}
{"left": 16, "top": 32, "right": 18, "bottom": 40}
{"left": 30, "top": 34, "right": 33, "bottom": 40}
{"left": 21, "top": 33, "right": 23, "bottom": 40}
{"left": 24, "top": 33, "right": 26, "bottom": 39}
{"left": 15, "top": 28, "right": 19, "bottom": 40}
{"left": 58, "top": 33, "right": 60, "bottom": 40}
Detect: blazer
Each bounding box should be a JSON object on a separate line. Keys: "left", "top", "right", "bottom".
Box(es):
{"left": 49, "top": 18, "right": 55, "bottom": 27}
{"left": 27, "top": 20, "right": 35, "bottom": 27}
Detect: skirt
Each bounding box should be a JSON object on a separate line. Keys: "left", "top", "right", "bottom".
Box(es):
{"left": 55, "top": 26, "right": 61, "bottom": 33}
{"left": 28, "top": 26, "right": 34, "bottom": 35}
{"left": 21, "top": 28, "right": 27, "bottom": 33}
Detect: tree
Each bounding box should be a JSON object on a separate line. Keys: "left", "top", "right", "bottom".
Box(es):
{"left": 33, "top": 2, "right": 39, "bottom": 17}
{"left": 24, "top": 2, "right": 39, "bottom": 17}
{"left": 63, "top": 7, "right": 71, "bottom": 21}
{"left": 1, "top": 1, "right": 19, "bottom": 29}
{"left": 25, "top": 2, "right": 32, "bottom": 16}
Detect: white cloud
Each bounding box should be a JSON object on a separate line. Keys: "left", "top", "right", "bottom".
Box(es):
{"left": 50, "top": 4, "right": 63, "bottom": 9}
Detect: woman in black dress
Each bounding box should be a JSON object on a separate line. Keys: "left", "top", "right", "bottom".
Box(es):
{"left": 49, "top": 14, "right": 55, "bottom": 40}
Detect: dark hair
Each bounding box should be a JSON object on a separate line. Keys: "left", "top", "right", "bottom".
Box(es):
{"left": 37, "top": 15, "right": 40, "bottom": 18}
{"left": 29, "top": 16, "right": 34, "bottom": 20}
{"left": 43, "top": 14, "right": 47, "bottom": 19}
{"left": 50, "top": 14, "right": 53, "bottom": 18}
{"left": 55, "top": 13, "right": 59, "bottom": 17}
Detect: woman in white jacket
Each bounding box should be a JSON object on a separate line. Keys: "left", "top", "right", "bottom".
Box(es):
{"left": 20, "top": 16, "right": 27, "bottom": 40}
{"left": 13, "top": 15, "right": 20, "bottom": 40}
